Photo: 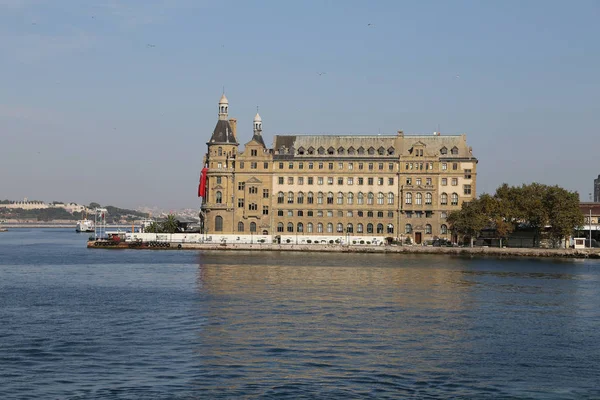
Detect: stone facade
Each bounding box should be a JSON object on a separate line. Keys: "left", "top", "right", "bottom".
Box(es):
{"left": 594, "top": 175, "right": 600, "bottom": 202}
{"left": 200, "top": 96, "right": 478, "bottom": 244}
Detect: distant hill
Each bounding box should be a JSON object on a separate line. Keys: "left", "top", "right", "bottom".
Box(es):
{"left": 0, "top": 202, "right": 150, "bottom": 222}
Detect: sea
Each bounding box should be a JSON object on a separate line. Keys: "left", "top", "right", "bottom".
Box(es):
{"left": 1, "top": 229, "right": 599, "bottom": 399}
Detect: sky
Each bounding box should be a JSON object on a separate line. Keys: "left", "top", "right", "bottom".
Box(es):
{"left": 1, "top": 0, "right": 599, "bottom": 209}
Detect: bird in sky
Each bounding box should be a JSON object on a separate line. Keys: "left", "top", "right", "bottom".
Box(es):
{"left": 318, "top": 72, "right": 327, "bottom": 76}
{"left": 147, "top": 44, "right": 156, "bottom": 48}
{"left": 367, "top": 23, "right": 375, "bottom": 27}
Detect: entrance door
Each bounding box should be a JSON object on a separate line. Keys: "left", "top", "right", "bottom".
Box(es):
{"left": 415, "top": 232, "right": 422, "bottom": 244}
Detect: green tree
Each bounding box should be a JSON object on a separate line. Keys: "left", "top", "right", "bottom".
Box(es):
{"left": 145, "top": 221, "right": 162, "bottom": 233}
{"left": 447, "top": 198, "right": 488, "bottom": 247}
{"left": 161, "top": 214, "right": 179, "bottom": 234}
{"left": 89, "top": 202, "right": 101, "bottom": 209}
{"left": 544, "top": 186, "right": 584, "bottom": 248}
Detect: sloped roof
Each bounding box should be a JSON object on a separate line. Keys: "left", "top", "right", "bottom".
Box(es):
{"left": 209, "top": 120, "right": 237, "bottom": 144}
{"left": 273, "top": 135, "right": 397, "bottom": 151}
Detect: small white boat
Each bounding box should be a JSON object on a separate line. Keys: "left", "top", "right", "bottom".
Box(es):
{"left": 76, "top": 219, "right": 95, "bottom": 232}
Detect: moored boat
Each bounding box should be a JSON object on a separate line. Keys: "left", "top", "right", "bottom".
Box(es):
{"left": 76, "top": 219, "right": 95, "bottom": 232}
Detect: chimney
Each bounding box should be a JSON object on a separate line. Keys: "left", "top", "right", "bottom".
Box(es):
{"left": 229, "top": 118, "right": 237, "bottom": 140}
{"left": 397, "top": 130, "right": 404, "bottom": 137}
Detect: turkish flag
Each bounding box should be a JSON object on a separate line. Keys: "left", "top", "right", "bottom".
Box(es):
{"left": 198, "top": 167, "right": 208, "bottom": 197}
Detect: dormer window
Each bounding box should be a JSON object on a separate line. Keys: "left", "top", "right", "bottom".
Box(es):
{"left": 368, "top": 147, "right": 375, "bottom": 155}
{"left": 451, "top": 146, "right": 459, "bottom": 155}
{"left": 308, "top": 147, "right": 315, "bottom": 155}
{"left": 387, "top": 147, "right": 395, "bottom": 155}
{"left": 318, "top": 147, "right": 325, "bottom": 155}
{"left": 358, "top": 147, "right": 365, "bottom": 155}
{"left": 298, "top": 147, "right": 305, "bottom": 155}
{"left": 378, "top": 147, "right": 385, "bottom": 155}
{"left": 440, "top": 147, "right": 448, "bottom": 155}
{"left": 337, "top": 147, "right": 345, "bottom": 155}
{"left": 348, "top": 146, "right": 355, "bottom": 155}
{"left": 327, "top": 147, "right": 335, "bottom": 155}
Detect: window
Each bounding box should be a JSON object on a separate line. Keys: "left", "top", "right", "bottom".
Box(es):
{"left": 349, "top": 163, "right": 354, "bottom": 170}
{"left": 358, "top": 178, "right": 364, "bottom": 185}
{"left": 377, "top": 192, "right": 384, "bottom": 205}
{"left": 250, "top": 162, "right": 257, "bottom": 169}
{"left": 416, "top": 178, "right": 422, "bottom": 185}
{"left": 464, "top": 185, "right": 472, "bottom": 195}
{"left": 388, "top": 178, "right": 394, "bottom": 186}
{"left": 297, "top": 223, "right": 304, "bottom": 233}
{"left": 415, "top": 193, "right": 422, "bottom": 205}
{"left": 452, "top": 178, "right": 458, "bottom": 186}
{"left": 451, "top": 146, "right": 458, "bottom": 155}
{"left": 288, "top": 162, "right": 293, "bottom": 170}
{"left": 238, "top": 199, "right": 244, "bottom": 208}
{"left": 277, "top": 222, "right": 284, "bottom": 232}
{"left": 464, "top": 169, "right": 472, "bottom": 179}
{"left": 441, "top": 178, "right": 447, "bottom": 186}
{"left": 378, "top": 178, "right": 384, "bottom": 185}
{"left": 263, "top": 189, "right": 269, "bottom": 198}
{"left": 308, "top": 192, "right": 314, "bottom": 204}
{"left": 248, "top": 186, "right": 257, "bottom": 194}
{"left": 328, "top": 163, "right": 334, "bottom": 170}
{"left": 288, "top": 192, "right": 294, "bottom": 203}
{"left": 345, "top": 192, "right": 353, "bottom": 205}
{"left": 388, "top": 192, "right": 394, "bottom": 205}
{"left": 264, "top": 162, "right": 269, "bottom": 169}
{"left": 307, "top": 223, "right": 313, "bottom": 233}
{"left": 299, "top": 162, "right": 304, "bottom": 170}
{"left": 357, "top": 192, "right": 364, "bottom": 205}
{"left": 338, "top": 162, "right": 343, "bottom": 170}
{"left": 328, "top": 177, "right": 334, "bottom": 185}
{"left": 405, "top": 192, "right": 412, "bottom": 204}
{"left": 377, "top": 211, "right": 383, "bottom": 218}
{"left": 406, "top": 178, "right": 412, "bottom": 185}
{"left": 217, "top": 162, "right": 222, "bottom": 169}
{"left": 441, "top": 224, "right": 448, "bottom": 234}
{"left": 388, "top": 163, "right": 394, "bottom": 171}
{"left": 405, "top": 211, "right": 412, "bottom": 218}
{"left": 452, "top": 163, "right": 458, "bottom": 170}
{"left": 441, "top": 193, "right": 448, "bottom": 205}
{"left": 278, "top": 192, "right": 284, "bottom": 204}
{"left": 287, "top": 210, "right": 294, "bottom": 217}
{"left": 425, "top": 211, "right": 432, "bottom": 218}
{"left": 238, "top": 222, "right": 244, "bottom": 232}
{"left": 358, "top": 163, "right": 364, "bottom": 170}
{"left": 327, "top": 192, "right": 334, "bottom": 204}
{"left": 388, "top": 211, "right": 394, "bottom": 218}
{"left": 378, "top": 163, "right": 384, "bottom": 171}
{"left": 215, "top": 216, "right": 223, "bottom": 231}
{"left": 298, "top": 177, "right": 304, "bottom": 185}
{"left": 318, "top": 177, "right": 324, "bottom": 185}
{"left": 425, "top": 224, "right": 432, "bottom": 234}
{"left": 278, "top": 177, "right": 284, "bottom": 185}
{"left": 328, "top": 211, "right": 334, "bottom": 217}
{"left": 337, "top": 177, "right": 343, "bottom": 185}
{"left": 425, "top": 192, "right": 432, "bottom": 205}
{"left": 367, "top": 211, "right": 374, "bottom": 218}
{"left": 263, "top": 206, "right": 269, "bottom": 215}
{"left": 308, "top": 162, "right": 314, "bottom": 170}
{"left": 426, "top": 178, "right": 432, "bottom": 185}
{"left": 368, "top": 163, "right": 374, "bottom": 171}
{"left": 337, "top": 192, "right": 344, "bottom": 204}
{"left": 297, "top": 192, "right": 304, "bottom": 203}
{"left": 440, "top": 147, "right": 447, "bottom": 155}
{"left": 405, "top": 224, "right": 412, "bottom": 234}
{"left": 442, "top": 163, "right": 447, "bottom": 171}
{"left": 249, "top": 203, "right": 257, "bottom": 211}
{"left": 216, "top": 191, "right": 222, "bottom": 204}
{"left": 415, "top": 211, "right": 423, "bottom": 218}
{"left": 327, "top": 223, "right": 333, "bottom": 233}
{"left": 317, "top": 210, "right": 323, "bottom": 217}
{"left": 218, "top": 147, "right": 223, "bottom": 156}
{"left": 441, "top": 211, "right": 447, "bottom": 219}
{"left": 337, "top": 223, "right": 343, "bottom": 233}
{"left": 317, "top": 192, "right": 323, "bottom": 204}
{"left": 216, "top": 177, "right": 222, "bottom": 184}
{"left": 387, "top": 224, "right": 394, "bottom": 234}
{"left": 347, "top": 177, "right": 354, "bottom": 185}
{"left": 279, "top": 162, "right": 284, "bottom": 169}
{"left": 318, "top": 162, "right": 324, "bottom": 169}
{"left": 317, "top": 223, "right": 323, "bottom": 233}
{"left": 308, "top": 177, "right": 314, "bottom": 185}
{"left": 358, "top": 211, "right": 364, "bottom": 217}
{"left": 357, "top": 223, "right": 364, "bottom": 233}
{"left": 277, "top": 210, "right": 284, "bottom": 216}
{"left": 367, "top": 192, "right": 374, "bottom": 205}
{"left": 367, "top": 223, "right": 374, "bottom": 234}
{"left": 287, "top": 223, "right": 294, "bottom": 233}
{"left": 377, "top": 223, "right": 384, "bottom": 234}
{"left": 368, "top": 178, "right": 374, "bottom": 185}
{"left": 451, "top": 193, "right": 459, "bottom": 205}
{"left": 345, "top": 223, "right": 353, "bottom": 234}
{"left": 288, "top": 177, "right": 294, "bottom": 185}
{"left": 238, "top": 182, "right": 245, "bottom": 190}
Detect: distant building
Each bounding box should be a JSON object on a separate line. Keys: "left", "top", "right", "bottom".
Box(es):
{"left": 199, "top": 95, "right": 478, "bottom": 245}
{"left": 595, "top": 175, "right": 600, "bottom": 202}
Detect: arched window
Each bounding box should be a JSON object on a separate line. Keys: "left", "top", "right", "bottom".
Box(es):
{"left": 357, "top": 192, "right": 364, "bottom": 205}
{"left": 297, "top": 222, "right": 304, "bottom": 233}
{"left": 377, "top": 223, "right": 384, "bottom": 234}
{"left": 357, "top": 223, "right": 363, "bottom": 233}
{"left": 297, "top": 192, "right": 304, "bottom": 204}
{"left": 367, "top": 192, "right": 374, "bottom": 205}
{"left": 425, "top": 192, "right": 432, "bottom": 205}
{"left": 216, "top": 191, "right": 223, "bottom": 204}
{"left": 441, "top": 192, "right": 448, "bottom": 205}
{"left": 317, "top": 223, "right": 323, "bottom": 233}
{"left": 425, "top": 224, "right": 432, "bottom": 234}
{"left": 377, "top": 192, "right": 384, "bottom": 205}
{"left": 415, "top": 193, "right": 422, "bottom": 205}
{"left": 307, "top": 223, "right": 314, "bottom": 233}
{"left": 347, "top": 192, "right": 354, "bottom": 205}
{"left": 288, "top": 191, "right": 294, "bottom": 204}
{"left": 387, "top": 224, "right": 394, "bottom": 234}
{"left": 262, "top": 230, "right": 268, "bottom": 235}
{"left": 327, "top": 223, "right": 333, "bottom": 233}
{"left": 218, "top": 147, "right": 223, "bottom": 156}
{"left": 337, "top": 223, "right": 343, "bottom": 233}
{"left": 451, "top": 193, "right": 459, "bottom": 205}
{"left": 337, "top": 192, "right": 344, "bottom": 204}
{"left": 405, "top": 192, "right": 412, "bottom": 204}
{"left": 250, "top": 222, "right": 256, "bottom": 232}
{"left": 287, "top": 222, "right": 294, "bottom": 232}
{"left": 327, "top": 192, "right": 334, "bottom": 204}
{"left": 238, "top": 222, "right": 244, "bottom": 232}
{"left": 317, "top": 192, "right": 324, "bottom": 204}
{"left": 441, "top": 224, "right": 448, "bottom": 234}
{"left": 347, "top": 223, "right": 353, "bottom": 233}
{"left": 367, "top": 223, "right": 374, "bottom": 234}
{"left": 278, "top": 192, "right": 285, "bottom": 204}
{"left": 215, "top": 216, "right": 223, "bottom": 232}
{"left": 388, "top": 192, "right": 394, "bottom": 205}
{"left": 308, "top": 192, "right": 314, "bottom": 204}
{"left": 405, "top": 224, "right": 412, "bottom": 234}
{"left": 277, "top": 222, "right": 284, "bottom": 232}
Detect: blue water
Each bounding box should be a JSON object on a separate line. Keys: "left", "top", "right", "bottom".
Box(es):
{"left": 1, "top": 229, "right": 599, "bottom": 399}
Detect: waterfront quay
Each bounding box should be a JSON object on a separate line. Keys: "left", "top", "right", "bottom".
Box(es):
{"left": 87, "top": 240, "right": 600, "bottom": 258}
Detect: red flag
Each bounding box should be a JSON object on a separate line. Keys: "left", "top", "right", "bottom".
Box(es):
{"left": 198, "top": 167, "right": 208, "bottom": 197}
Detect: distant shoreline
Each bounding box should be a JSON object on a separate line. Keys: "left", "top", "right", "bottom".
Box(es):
{"left": 1, "top": 223, "right": 134, "bottom": 229}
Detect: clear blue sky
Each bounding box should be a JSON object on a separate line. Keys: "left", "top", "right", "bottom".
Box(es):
{"left": 1, "top": 0, "right": 599, "bottom": 209}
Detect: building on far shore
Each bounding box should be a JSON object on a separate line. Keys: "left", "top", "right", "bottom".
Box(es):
{"left": 199, "top": 95, "right": 478, "bottom": 245}
{"left": 594, "top": 175, "right": 600, "bottom": 202}
{"left": 578, "top": 202, "right": 600, "bottom": 244}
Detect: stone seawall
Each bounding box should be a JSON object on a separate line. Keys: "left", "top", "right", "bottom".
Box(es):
{"left": 88, "top": 241, "right": 600, "bottom": 259}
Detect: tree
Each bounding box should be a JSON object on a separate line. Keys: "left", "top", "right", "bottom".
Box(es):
{"left": 161, "top": 214, "right": 179, "bottom": 234}
{"left": 89, "top": 202, "right": 101, "bottom": 209}
{"left": 145, "top": 221, "right": 161, "bottom": 233}
{"left": 544, "top": 186, "right": 584, "bottom": 248}
{"left": 447, "top": 198, "right": 488, "bottom": 247}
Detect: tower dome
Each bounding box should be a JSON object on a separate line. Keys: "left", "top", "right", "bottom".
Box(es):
{"left": 253, "top": 110, "right": 262, "bottom": 133}
{"left": 218, "top": 94, "right": 229, "bottom": 120}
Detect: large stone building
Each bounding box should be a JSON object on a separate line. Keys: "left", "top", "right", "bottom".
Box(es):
{"left": 200, "top": 95, "right": 478, "bottom": 245}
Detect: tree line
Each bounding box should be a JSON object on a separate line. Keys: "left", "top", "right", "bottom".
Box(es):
{"left": 143, "top": 214, "right": 179, "bottom": 233}
{"left": 447, "top": 183, "right": 583, "bottom": 248}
